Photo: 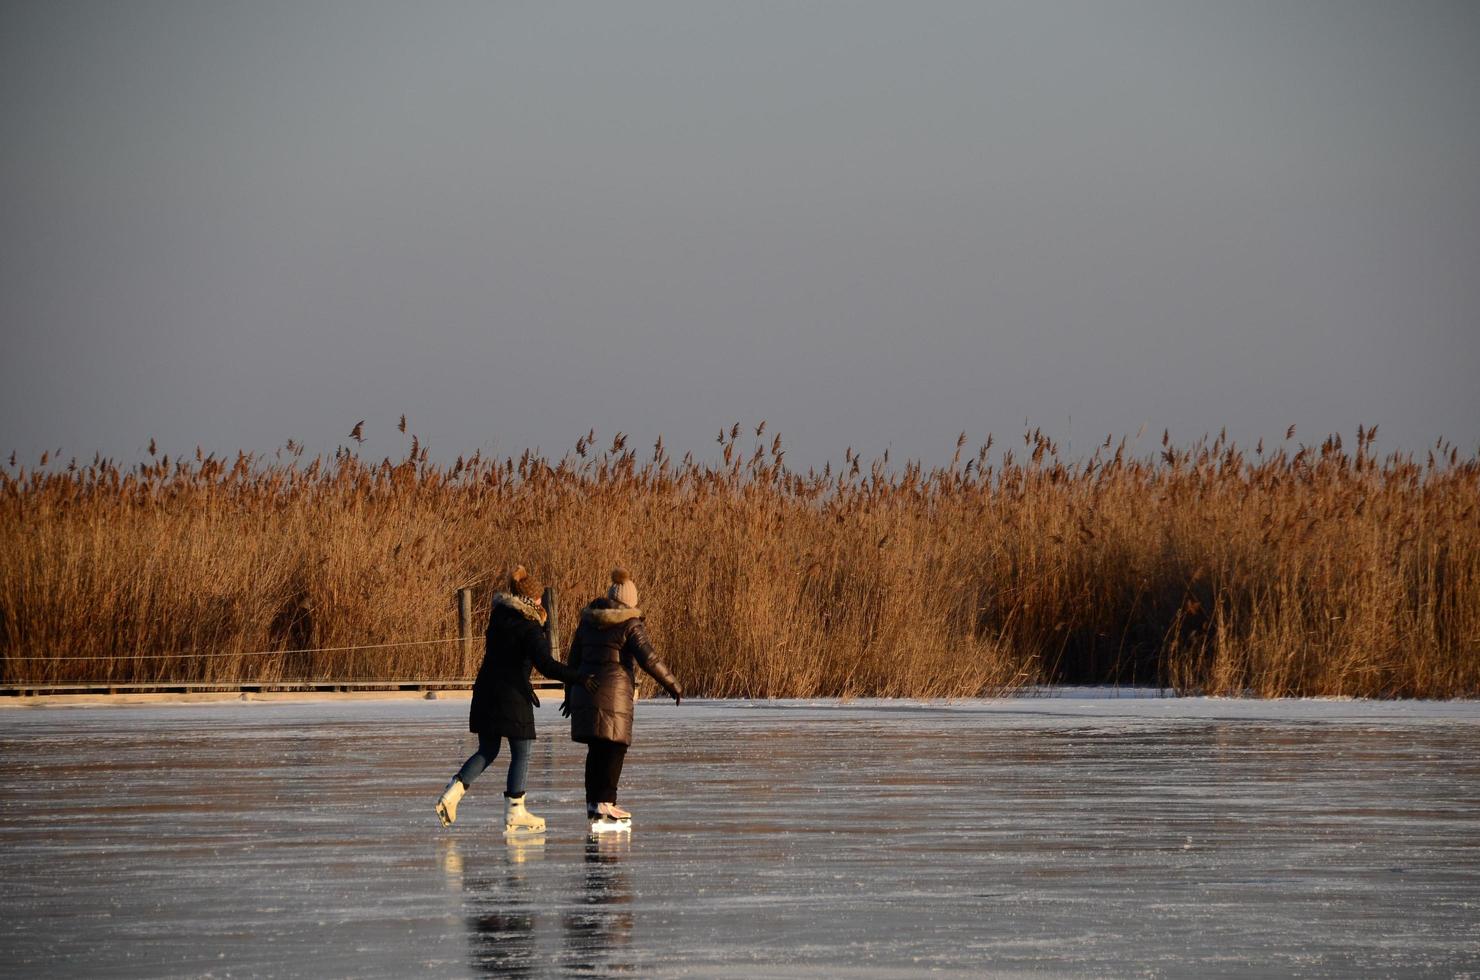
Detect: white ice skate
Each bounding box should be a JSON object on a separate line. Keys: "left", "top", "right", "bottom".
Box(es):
{"left": 587, "top": 802, "right": 632, "bottom": 834}
{"left": 435, "top": 777, "right": 466, "bottom": 827}
{"left": 504, "top": 794, "right": 546, "bottom": 836}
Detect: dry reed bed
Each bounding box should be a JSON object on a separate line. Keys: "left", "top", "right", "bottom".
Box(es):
{"left": 2, "top": 426, "right": 1477, "bottom": 698}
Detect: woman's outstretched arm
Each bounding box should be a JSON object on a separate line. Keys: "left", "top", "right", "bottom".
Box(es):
{"left": 626, "top": 621, "right": 682, "bottom": 703}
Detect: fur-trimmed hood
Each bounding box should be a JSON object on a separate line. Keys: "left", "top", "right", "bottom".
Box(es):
{"left": 492, "top": 591, "right": 547, "bottom": 625}
{"left": 581, "top": 597, "right": 642, "bottom": 629}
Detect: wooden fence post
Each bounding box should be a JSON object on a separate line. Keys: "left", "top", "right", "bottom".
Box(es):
{"left": 543, "top": 587, "right": 559, "bottom": 661}
{"left": 457, "top": 587, "right": 474, "bottom": 680}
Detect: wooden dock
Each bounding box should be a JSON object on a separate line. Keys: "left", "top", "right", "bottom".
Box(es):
{"left": 0, "top": 678, "right": 566, "bottom": 698}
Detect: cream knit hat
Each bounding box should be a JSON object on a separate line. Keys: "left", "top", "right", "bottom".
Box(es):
{"left": 607, "top": 568, "right": 638, "bottom": 607}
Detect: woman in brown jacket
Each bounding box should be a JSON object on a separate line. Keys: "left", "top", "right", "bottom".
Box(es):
{"left": 563, "top": 569, "right": 682, "bottom": 828}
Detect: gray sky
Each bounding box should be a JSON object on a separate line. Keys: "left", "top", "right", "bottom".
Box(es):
{"left": 3, "top": 0, "right": 1477, "bottom": 469}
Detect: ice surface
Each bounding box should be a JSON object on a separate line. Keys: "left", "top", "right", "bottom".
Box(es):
{"left": 3, "top": 694, "right": 1479, "bottom": 978}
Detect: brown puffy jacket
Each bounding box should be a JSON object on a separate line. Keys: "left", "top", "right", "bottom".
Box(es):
{"left": 565, "top": 597, "right": 681, "bottom": 745}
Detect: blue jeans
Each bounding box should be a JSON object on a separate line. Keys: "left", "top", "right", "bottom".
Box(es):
{"left": 455, "top": 734, "right": 533, "bottom": 796}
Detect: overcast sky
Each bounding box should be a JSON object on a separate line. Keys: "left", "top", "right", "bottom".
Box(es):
{"left": 3, "top": 0, "right": 1477, "bottom": 470}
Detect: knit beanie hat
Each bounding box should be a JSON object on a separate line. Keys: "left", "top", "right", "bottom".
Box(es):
{"left": 607, "top": 568, "right": 638, "bottom": 607}
{"left": 509, "top": 564, "right": 543, "bottom": 602}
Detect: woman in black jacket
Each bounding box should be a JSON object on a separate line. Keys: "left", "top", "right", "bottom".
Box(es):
{"left": 435, "top": 565, "right": 595, "bottom": 834}
{"left": 564, "top": 569, "right": 682, "bottom": 829}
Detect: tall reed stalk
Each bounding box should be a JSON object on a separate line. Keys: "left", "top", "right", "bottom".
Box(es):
{"left": 2, "top": 426, "right": 1476, "bottom": 698}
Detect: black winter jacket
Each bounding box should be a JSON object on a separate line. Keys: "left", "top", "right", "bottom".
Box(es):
{"left": 469, "top": 594, "right": 580, "bottom": 740}
{"left": 565, "top": 597, "right": 682, "bottom": 746}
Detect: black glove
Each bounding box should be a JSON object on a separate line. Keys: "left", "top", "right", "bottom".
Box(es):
{"left": 671, "top": 689, "right": 682, "bottom": 706}
{"left": 582, "top": 676, "right": 600, "bottom": 695}
{"left": 559, "top": 700, "right": 570, "bottom": 718}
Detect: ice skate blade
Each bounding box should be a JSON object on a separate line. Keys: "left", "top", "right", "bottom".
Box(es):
{"left": 435, "top": 804, "right": 453, "bottom": 828}
{"left": 504, "top": 823, "right": 546, "bottom": 837}
{"left": 588, "top": 817, "right": 632, "bottom": 835}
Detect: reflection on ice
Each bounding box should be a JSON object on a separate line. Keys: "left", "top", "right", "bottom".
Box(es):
{"left": 2, "top": 696, "right": 1479, "bottom": 977}
{"left": 459, "top": 840, "right": 542, "bottom": 978}
{"left": 564, "top": 834, "right": 634, "bottom": 975}
{"left": 442, "top": 826, "right": 633, "bottom": 976}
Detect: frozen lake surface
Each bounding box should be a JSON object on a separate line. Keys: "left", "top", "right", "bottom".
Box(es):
{"left": 3, "top": 694, "right": 1479, "bottom": 978}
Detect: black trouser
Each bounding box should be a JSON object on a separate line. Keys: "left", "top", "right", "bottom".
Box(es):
{"left": 584, "top": 738, "right": 628, "bottom": 806}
